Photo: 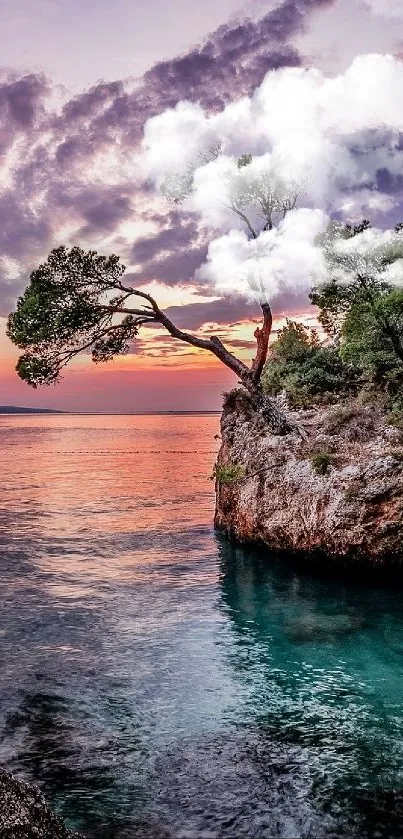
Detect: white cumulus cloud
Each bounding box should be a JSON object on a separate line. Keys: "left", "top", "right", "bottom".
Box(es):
{"left": 143, "top": 54, "right": 403, "bottom": 216}
{"left": 321, "top": 223, "right": 403, "bottom": 286}
{"left": 196, "top": 208, "right": 328, "bottom": 303}
{"left": 142, "top": 53, "right": 403, "bottom": 301}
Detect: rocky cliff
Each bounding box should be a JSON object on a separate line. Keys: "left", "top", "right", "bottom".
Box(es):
{"left": 0, "top": 769, "right": 82, "bottom": 838}
{"left": 214, "top": 390, "right": 403, "bottom": 574}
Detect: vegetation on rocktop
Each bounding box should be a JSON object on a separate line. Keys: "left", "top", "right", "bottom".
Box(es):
{"left": 262, "top": 220, "right": 403, "bottom": 417}
{"left": 261, "top": 321, "right": 357, "bottom": 408}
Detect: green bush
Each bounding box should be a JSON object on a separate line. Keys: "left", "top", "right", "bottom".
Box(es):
{"left": 387, "top": 407, "right": 403, "bottom": 429}
{"left": 262, "top": 320, "right": 357, "bottom": 408}
{"left": 311, "top": 451, "right": 332, "bottom": 476}
{"left": 212, "top": 463, "right": 246, "bottom": 484}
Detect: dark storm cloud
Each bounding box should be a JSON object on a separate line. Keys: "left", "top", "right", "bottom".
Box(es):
{"left": 142, "top": 0, "right": 333, "bottom": 111}
{"left": 129, "top": 244, "right": 210, "bottom": 285}
{"left": 0, "top": 73, "right": 48, "bottom": 128}
{"left": 45, "top": 184, "right": 135, "bottom": 236}
{"left": 131, "top": 212, "right": 200, "bottom": 263}
{"left": 62, "top": 81, "right": 124, "bottom": 122}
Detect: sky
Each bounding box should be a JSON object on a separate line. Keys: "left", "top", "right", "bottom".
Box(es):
{"left": 0, "top": 0, "right": 403, "bottom": 411}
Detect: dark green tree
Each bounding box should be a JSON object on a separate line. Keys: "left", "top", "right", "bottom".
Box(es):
{"left": 340, "top": 289, "right": 403, "bottom": 406}
{"left": 7, "top": 245, "right": 294, "bottom": 433}
{"left": 310, "top": 220, "right": 403, "bottom": 364}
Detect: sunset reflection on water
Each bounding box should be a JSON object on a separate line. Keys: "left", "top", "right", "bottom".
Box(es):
{"left": 1, "top": 414, "right": 403, "bottom": 838}
{"left": 1, "top": 413, "right": 220, "bottom": 592}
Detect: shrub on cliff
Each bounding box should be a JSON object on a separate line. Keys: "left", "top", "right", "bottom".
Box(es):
{"left": 261, "top": 320, "right": 357, "bottom": 408}
{"left": 261, "top": 221, "right": 403, "bottom": 413}
{"left": 212, "top": 463, "right": 246, "bottom": 484}
{"left": 311, "top": 451, "right": 332, "bottom": 475}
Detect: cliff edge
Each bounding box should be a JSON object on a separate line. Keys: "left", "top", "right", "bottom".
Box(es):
{"left": 214, "top": 390, "right": 403, "bottom": 573}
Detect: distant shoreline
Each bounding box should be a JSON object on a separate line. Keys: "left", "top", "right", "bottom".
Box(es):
{"left": 0, "top": 406, "right": 221, "bottom": 416}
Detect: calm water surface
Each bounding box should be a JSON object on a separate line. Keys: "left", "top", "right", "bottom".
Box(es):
{"left": 0, "top": 414, "right": 403, "bottom": 838}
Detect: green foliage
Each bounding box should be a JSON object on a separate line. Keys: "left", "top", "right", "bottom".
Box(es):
{"left": 212, "top": 463, "right": 246, "bottom": 484}
{"left": 311, "top": 218, "right": 403, "bottom": 348}
{"left": 270, "top": 320, "right": 320, "bottom": 361}
{"left": 311, "top": 451, "right": 332, "bottom": 476}
{"left": 7, "top": 246, "right": 139, "bottom": 387}
{"left": 262, "top": 320, "right": 357, "bottom": 408}
{"left": 339, "top": 289, "right": 403, "bottom": 405}
{"left": 387, "top": 408, "right": 403, "bottom": 429}
{"left": 309, "top": 280, "right": 353, "bottom": 340}
{"left": 308, "top": 219, "right": 403, "bottom": 410}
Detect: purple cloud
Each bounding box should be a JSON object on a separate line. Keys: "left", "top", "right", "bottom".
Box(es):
{"left": 376, "top": 167, "right": 403, "bottom": 196}
{"left": 0, "top": 72, "right": 49, "bottom": 155}
{"left": 0, "top": 0, "right": 336, "bottom": 317}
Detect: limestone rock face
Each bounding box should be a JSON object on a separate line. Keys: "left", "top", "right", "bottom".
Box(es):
{"left": 0, "top": 769, "right": 82, "bottom": 838}
{"left": 214, "top": 390, "right": 403, "bottom": 572}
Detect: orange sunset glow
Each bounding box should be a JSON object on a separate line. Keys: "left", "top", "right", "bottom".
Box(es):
{"left": 0, "top": 306, "right": 318, "bottom": 412}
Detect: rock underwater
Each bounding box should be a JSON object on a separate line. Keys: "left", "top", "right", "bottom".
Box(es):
{"left": 0, "top": 769, "right": 82, "bottom": 838}
{"left": 214, "top": 389, "right": 403, "bottom": 574}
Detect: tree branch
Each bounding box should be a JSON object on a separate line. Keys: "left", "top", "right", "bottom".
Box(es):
{"left": 108, "top": 288, "right": 275, "bottom": 388}
{"left": 99, "top": 305, "right": 156, "bottom": 319}
{"left": 106, "top": 291, "right": 251, "bottom": 382}
{"left": 228, "top": 203, "right": 258, "bottom": 239}
{"left": 57, "top": 323, "right": 126, "bottom": 370}
{"left": 98, "top": 289, "right": 292, "bottom": 436}
{"left": 156, "top": 310, "right": 252, "bottom": 381}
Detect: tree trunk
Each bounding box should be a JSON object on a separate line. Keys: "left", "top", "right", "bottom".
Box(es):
{"left": 121, "top": 291, "right": 300, "bottom": 436}
{"left": 239, "top": 374, "right": 299, "bottom": 435}
{"left": 250, "top": 303, "right": 273, "bottom": 383}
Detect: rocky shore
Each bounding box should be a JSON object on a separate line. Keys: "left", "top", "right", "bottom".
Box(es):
{"left": 214, "top": 390, "right": 403, "bottom": 573}
{"left": 0, "top": 769, "right": 82, "bottom": 838}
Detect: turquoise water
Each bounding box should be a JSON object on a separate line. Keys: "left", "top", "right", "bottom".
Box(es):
{"left": 0, "top": 414, "right": 402, "bottom": 837}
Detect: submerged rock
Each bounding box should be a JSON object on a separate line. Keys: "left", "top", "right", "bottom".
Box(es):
{"left": 0, "top": 769, "right": 82, "bottom": 838}
{"left": 214, "top": 390, "right": 403, "bottom": 573}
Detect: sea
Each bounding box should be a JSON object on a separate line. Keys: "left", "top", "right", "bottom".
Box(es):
{"left": 0, "top": 413, "right": 403, "bottom": 838}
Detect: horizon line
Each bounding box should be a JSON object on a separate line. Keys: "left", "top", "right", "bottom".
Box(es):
{"left": 0, "top": 408, "right": 222, "bottom": 415}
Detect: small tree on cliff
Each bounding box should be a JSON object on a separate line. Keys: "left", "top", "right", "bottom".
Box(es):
{"left": 7, "top": 245, "right": 294, "bottom": 433}
{"left": 310, "top": 220, "right": 403, "bottom": 408}
{"left": 310, "top": 220, "right": 403, "bottom": 362}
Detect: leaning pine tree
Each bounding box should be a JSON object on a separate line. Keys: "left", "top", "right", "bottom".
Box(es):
{"left": 7, "top": 245, "right": 296, "bottom": 434}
